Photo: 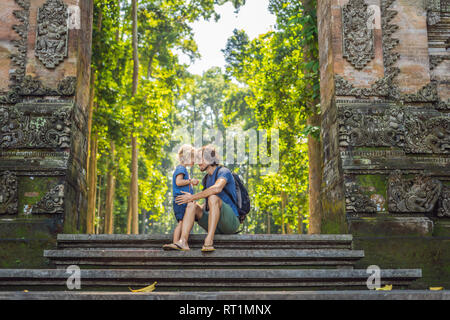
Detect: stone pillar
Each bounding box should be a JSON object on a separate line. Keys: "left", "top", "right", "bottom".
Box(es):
{"left": 0, "top": 0, "right": 92, "bottom": 267}
{"left": 318, "top": 0, "right": 449, "bottom": 236}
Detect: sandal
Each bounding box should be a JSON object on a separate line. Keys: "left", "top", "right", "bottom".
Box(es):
{"left": 174, "top": 243, "right": 190, "bottom": 251}
{"left": 162, "top": 243, "right": 179, "bottom": 251}
{"left": 201, "top": 245, "right": 216, "bottom": 252}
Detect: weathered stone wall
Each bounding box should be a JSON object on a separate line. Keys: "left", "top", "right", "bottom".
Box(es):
{"left": 318, "top": 0, "right": 450, "bottom": 236}
{"left": 0, "top": 0, "right": 93, "bottom": 267}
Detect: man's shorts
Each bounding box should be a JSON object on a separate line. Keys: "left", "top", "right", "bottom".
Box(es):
{"left": 197, "top": 201, "right": 240, "bottom": 234}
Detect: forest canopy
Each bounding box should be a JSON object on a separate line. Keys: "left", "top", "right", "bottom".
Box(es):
{"left": 88, "top": 0, "right": 320, "bottom": 235}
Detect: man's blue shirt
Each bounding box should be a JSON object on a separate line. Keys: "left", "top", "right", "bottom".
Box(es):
{"left": 205, "top": 166, "right": 238, "bottom": 217}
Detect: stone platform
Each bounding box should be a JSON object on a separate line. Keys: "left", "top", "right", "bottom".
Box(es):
{"left": 44, "top": 249, "right": 364, "bottom": 269}
{"left": 0, "top": 290, "right": 447, "bottom": 300}
{"left": 0, "top": 234, "right": 423, "bottom": 295}
{"left": 56, "top": 234, "right": 353, "bottom": 250}
{"left": 0, "top": 268, "right": 421, "bottom": 290}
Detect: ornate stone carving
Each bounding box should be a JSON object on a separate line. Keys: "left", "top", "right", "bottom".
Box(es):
{"left": 342, "top": 0, "right": 375, "bottom": 69}
{"left": 336, "top": 1, "right": 443, "bottom": 103}
{"left": 429, "top": 55, "right": 447, "bottom": 69}
{"left": 32, "top": 184, "right": 64, "bottom": 214}
{"left": 400, "top": 81, "right": 439, "bottom": 103}
{"left": 11, "top": 0, "right": 29, "bottom": 88}
{"left": 435, "top": 100, "right": 450, "bottom": 111}
{"left": 0, "top": 105, "right": 72, "bottom": 149}
{"left": 426, "top": 0, "right": 441, "bottom": 25}
{"left": 345, "top": 180, "right": 378, "bottom": 213}
{"left": 388, "top": 171, "right": 442, "bottom": 213}
{"left": 18, "top": 76, "right": 76, "bottom": 96}
{"left": 335, "top": 0, "right": 401, "bottom": 99}
{"left": 338, "top": 105, "right": 450, "bottom": 154}
{"left": 0, "top": 171, "right": 18, "bottom": 215}
{"left": 35, "top": 0, "right": 69, "bottom": 69}
{"left": 0, "top": 0, "right": 75, "bottom": 103}
{"left": 438, "top": 186, "right": 450, "bottom": 217}
{"left": 0, "top": 0, "right": 30, "bottom": 104}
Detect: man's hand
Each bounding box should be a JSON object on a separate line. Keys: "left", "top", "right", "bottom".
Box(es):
{"left": 191, "top": 178, "right": 199, "bottom": 186}
{"left": 175, "top": 191, "right": 194, "bottom": 205}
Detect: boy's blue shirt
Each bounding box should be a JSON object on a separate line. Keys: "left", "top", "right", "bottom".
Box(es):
{"left": 205, "top": 166, "right": 239, "bottom": 217}
{"left": 172, "top": 165, "right": 192, "bottom": 197}
{"left": 172, "top": 165, "right": 193, "bottom": 220}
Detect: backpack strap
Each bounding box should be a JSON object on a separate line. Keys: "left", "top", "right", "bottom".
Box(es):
{"left": 203, "top": 165, "right": 223, "bottom": 212}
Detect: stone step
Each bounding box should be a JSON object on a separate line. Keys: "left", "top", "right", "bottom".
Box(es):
{"left": 0, "top": 290, "right": 447, "bottom": 300}
{"left": 0, "top": 269, "right": 421, "bottom": 291}
{"left": 56, "top": 234, "right": 354, "bottom": 250}
{"left": 44, "top": 249, "right": 364, "bottom": 269}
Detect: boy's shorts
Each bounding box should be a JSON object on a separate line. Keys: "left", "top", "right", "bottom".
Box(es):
{"left": 173, "top": 202, "right": 186, "bottom": 222}
{"left": 197, "top": 201, "right": 240, "bottom": 234}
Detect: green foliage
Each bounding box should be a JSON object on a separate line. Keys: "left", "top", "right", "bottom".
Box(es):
{"left": 92, "top": 0, "right": 250, "bottom": 234}
{"left": 222, "top": 0, "right": 320, "bottom": 232}
{"left": 91, "top": 0, "right": 319, "bottom": 234}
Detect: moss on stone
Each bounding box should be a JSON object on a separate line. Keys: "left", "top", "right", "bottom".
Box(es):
{"left": 321, "top": 199, "right": 348, "bottom": 234}
{"left": 0, "top": 240, "right": 55, "bottom": 269}
{"left": 354, "top": 236, "right": 450, "bottom": 289}
{"left": 18, "top": 176, "right": 59, "bottom": 218}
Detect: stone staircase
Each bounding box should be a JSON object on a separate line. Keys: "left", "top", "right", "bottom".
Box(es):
{"left": 0, "top": 234, "right": 423, "bottom": 293}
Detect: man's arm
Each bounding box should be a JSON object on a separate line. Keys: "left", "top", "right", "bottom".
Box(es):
{"left": 175, "top": 178, "right": 227, "bottom": 205}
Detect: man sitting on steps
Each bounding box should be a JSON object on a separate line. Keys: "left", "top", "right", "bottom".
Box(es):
{"left": 174, "top": 145, "right": 241, "bottom": 252}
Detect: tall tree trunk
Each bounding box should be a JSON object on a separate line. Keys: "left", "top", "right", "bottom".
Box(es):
{"left": 131, "top": 0, "right": 139, "bottom": 97}
{"left": 105, "top": 141, "right": 116, "bottom": 234}
{"left": 301, "top": 0, "right": 323, "bottom": 234}
{"left": 86, "top": 72, "right": 95, "bottom": 174}
{"left": 126, "top": 194, "right": 132, "bottom": 234}
{"left": 131, "top": 135, "right": 139, "bottom": 234}
{"left": 87, "top": 134, "right": 98, "bottom": 234}
{"left": 96, "top": 175, "right": 103, "bottom": 234}
{"left": 129, "top": 0, "right": 140, "bottom": 234}
{"left": 281, "top": 191, "right": 287, "bottom": 234}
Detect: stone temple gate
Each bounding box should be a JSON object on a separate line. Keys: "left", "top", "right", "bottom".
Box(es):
{"left": 318, "top": 0, "right": 449, "bottom": 236}
{"left": 0, "top": 0, "right": 448, "bottom": 272}
{"left": 0, "top": 0, "right": 92, "bottom": 266}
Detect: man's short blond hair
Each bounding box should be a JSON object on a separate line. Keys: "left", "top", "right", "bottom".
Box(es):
{"left": 201, "top": 144, "right": 220, "bottom": 165}
{"left": 178, "top": 144, "right": 195, "bottom": 164}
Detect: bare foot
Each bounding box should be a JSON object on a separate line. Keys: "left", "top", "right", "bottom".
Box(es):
{"left": 175, "top": 239, "right": 190, "bottom": 251}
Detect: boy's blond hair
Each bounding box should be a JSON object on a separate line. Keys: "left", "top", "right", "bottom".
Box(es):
{"left": 178, "top": 144, "right": 195, "bottom": 165}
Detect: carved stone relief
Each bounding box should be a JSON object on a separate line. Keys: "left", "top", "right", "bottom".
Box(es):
{"left": 388, "top": 171, "right": 442, "bottom": 213}
{"left": 335, "top": 0, "right": 401, "bottom": 99}
{"left": 19, "top": 75, "right": 76, "bottom": 96}
{"left": 336, "top": 0, "right": 448, "bottom": 106}
{"left": 338, "top": 105, "right": 450, "bottom": 154}
{"left": 0, "top": 171, "right": 18, "bottom": 215}
{"left": 342, "top": 0, "right": 375, "bottom": 69}
{"left": 11, "top": 0, "right": 30, "bottom": 90}
{"left": 0, "top": 105, "right": 72, "bottom": 149}
{"left": 438, "top": 186, "right": 450, "bottom": 217}
{"left": 0, "top": 0, "right": 75, "bottom": 104}
{"left": 426, "top": 0, "right": 442, "bottom": 25}
{"left": 32, "top": 184, "right": 64, "bottom": 214}
{"left": 345, "top": 180, "right": 378, "bottom": 213}
{"left": 429, "top": 55, "right": 448, "bottom": 70}
{"left": 35, "top": 0, "right": 69, "bottom": 69}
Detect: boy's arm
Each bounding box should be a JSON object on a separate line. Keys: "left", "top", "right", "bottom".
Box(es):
{"left": 175, "top": 174, "right": 191, "bottom": 187}
{"left": 175, "top": 178, "right": 227, "bottom": 204}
